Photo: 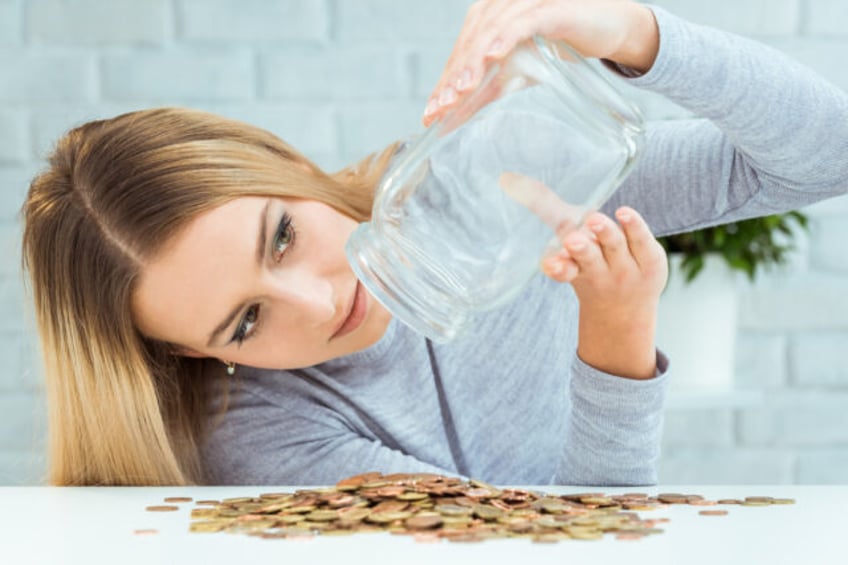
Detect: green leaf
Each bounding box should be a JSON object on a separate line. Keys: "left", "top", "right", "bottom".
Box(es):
{"left": 656, "top": 210, "right": 809, "bottom": 284}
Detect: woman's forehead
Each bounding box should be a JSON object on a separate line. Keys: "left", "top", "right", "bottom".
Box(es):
{"left": 131, "top": 196, "right": 269, "bottom": 345}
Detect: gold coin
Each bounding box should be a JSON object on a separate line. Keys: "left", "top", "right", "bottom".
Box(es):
{"left": 366, "top": 511, "right": 413, "bottom": 524}
{"left": 189, "top": 521, "right": 228, "bottom": 533}
{"left": 151, "top": 472, "right": 794, "bottom": 545}
{"left": 190, "top": 508, "right": 218, "bottom": 519}
{"left": 305, "top": 510, "right": 340, "bottom": 522}
{"left": 405, "top": 514, "right": 443, "bottom": 530}
{"left": 146, "top": 505, "right": 179, "bottom": 512}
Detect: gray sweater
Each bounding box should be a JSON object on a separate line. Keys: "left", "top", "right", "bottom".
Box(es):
{"left": 202, "top": 6, "right": 848, "bottom": 486}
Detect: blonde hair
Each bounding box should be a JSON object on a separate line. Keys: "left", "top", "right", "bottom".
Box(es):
{"left": 21, "top": 107, "right": 397, "bottom": 485}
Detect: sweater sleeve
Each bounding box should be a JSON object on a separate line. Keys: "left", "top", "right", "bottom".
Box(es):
{"left": 202, "top": 387, "right": 460, "bottom": 486}
{"left": 602, "top": 5, "right": 848, "bottom": 234}
{"left": 554, "top": 4, "right": 848, "bottom": 486}
{"left": 556, "top": 352, "right": 668, "bottom": 485}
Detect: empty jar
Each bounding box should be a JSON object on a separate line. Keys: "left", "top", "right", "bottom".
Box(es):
{"left": 346, "top": 36, "right": 645, "bottom": 342}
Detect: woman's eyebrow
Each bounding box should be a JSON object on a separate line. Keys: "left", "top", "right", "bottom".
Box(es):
{"left": 205, "top": 199, "right": 271, "bottom": 348}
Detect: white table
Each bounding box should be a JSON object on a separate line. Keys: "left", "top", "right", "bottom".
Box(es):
{"left": 1, "top": 485, "right": 842, "bottom": 565}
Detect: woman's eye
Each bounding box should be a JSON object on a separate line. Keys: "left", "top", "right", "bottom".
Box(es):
{"left": 232, "top": 304, "right": 260, "bottom": 345}
{"left": 273, "top": 213, "right": 295, "bottom": 261}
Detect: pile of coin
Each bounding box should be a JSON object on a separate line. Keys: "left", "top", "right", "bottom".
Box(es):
{"left": 164, "top": 472, "right": 789, "bottom": 543}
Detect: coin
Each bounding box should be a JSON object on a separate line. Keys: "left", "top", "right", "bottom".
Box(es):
{"left": 405, "top": 514, "right": 443, "bottom": 530}
{"left": 164, "top": 497, "right": 192, "bottom": 503}
{"left": 145, "top": 505, "right": 179, "bottom": 512}
{"left": 161, "top": 472, "right": 792, "bottom": 544}
{"left": 133, "top": 529, "right": 158, "bottom": 535}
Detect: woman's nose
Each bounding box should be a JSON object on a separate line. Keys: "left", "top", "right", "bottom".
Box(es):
{"left": 272, "top": 270, "right": 337, "bottom": 323}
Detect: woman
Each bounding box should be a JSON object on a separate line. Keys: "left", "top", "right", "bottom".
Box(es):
{"left": 22, "top": 1, "right": 848, "bottom": 486}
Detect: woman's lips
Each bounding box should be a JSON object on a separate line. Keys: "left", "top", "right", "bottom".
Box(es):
{"left": 332, "top": 281, "right": 367, "bottom": 339}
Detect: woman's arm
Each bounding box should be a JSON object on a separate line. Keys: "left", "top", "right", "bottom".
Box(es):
{"left": 426, "top": 1, "right": 848, "bottom": 229}
{"left": 423, "top": 0, "right": 660, "bottom": 125}
{"left": 603, "top": 6, "right": 848, "bottom": 233}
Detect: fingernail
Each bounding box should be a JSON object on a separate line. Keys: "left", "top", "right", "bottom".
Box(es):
{"left": 568, "top": 240, "right": 585, "bottom": 252}
{"left": 548, "top": 261, "right": 565, "bottom": 276}
{"left": 617, "top": 210, "right": 632, "bottom": 223}
{"left": 486, "top": 38, "right": 504, "bottom": 56}
{"left": 424, "top": 98, "right": 439, "bottom": 117}
{"left": 588, "top": 221, "right": 604, "bottom": 233}
{"left": 438, "top": 86, "right": 457, "bottom": 106}
{"left": 456, "top": 68, "right": 472, "bottom": 91}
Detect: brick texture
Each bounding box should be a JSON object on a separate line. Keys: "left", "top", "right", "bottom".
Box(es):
{"left": 659, "top": 448, "right": 794, "bottom": 484}
{"left": 101, "top": 51, "right": 254, "bottom": 102}
{"left": 0, "top": 53, "right": 95, "bottom": 103}
{"left": 261, "top": 48, "right": 406, "bottom": 100}
{"left": 734, "top": 333, "right": 788, "bottom": 389}
{"left": 662, "top": 409, "right": 734, "bottom": 448}
{"left": 179, "top": 0, "right": 327, "bottom": 42}
{"left": 28, "top": 0, "right": 170, "bottom": 46}
{"left": 797, "top": 450, "right": 848, "bottom": 483}
{"left": 738, "top": 273, "right": 848, "bottom": 331}
{"left": 790, "top": 333, "right": 848, "bottom": 387}
{"left": 0, "top": 0, "right": 22, "bottom": 46}
{"left": 805, "top": 0, "right": 848, "bottom": 36}
{"left": 0, "top": 110, "right": 27, "bottom": 164}
{"left": 808, "top": 216, "right": 848, "bottom": 274}
{"left": 738, "top": 393, "right": 848, "bottom": 446}
{"left": 335, "top": 0, "right": 473, "bottom": 42}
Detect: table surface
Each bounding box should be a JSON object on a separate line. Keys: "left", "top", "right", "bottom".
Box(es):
{"left": 1, "top": 484, "right": 842, "bottom": 565}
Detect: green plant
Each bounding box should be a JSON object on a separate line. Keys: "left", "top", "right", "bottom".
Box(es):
{"left": 657, "top": 211, "right": 809, "bottom": 283}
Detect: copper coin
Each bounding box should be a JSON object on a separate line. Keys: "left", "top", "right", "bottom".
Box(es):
{"left": 164, "top": 497, "right": 193, "bottom": 503}
{"left": 146, "top": 505, "right": 179, "bottom": 512}
{"left": 405, "top": 514, "right": 444, "bottom": 530}
{"left": 699, "top": 510, "right": 728, "bottom": 516}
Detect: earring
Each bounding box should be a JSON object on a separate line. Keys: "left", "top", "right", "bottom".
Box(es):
{"left": 225, "top": 361, "right": 236, "bottom": 376}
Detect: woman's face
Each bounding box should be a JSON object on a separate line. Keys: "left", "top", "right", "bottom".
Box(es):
{"left": 132, "top": 196, "right": 392, "bottom": 370}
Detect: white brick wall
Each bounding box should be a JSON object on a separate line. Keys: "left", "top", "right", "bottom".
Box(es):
{"left": 261, "top": 48, "right": 407, "bottom": 100}
{"left": 0, "top": 0, "right": 846, "bottom": 486}
{"left": 178, "top": 0, "right": 328, "bottom": 42}
{"left": 0, "top": 52, "right": 96, "bottom": 102}
{"left": 101, "top": 50, "right": 255, "bottom": 102}
{"left": 790, "top": 334, "right": 848, "bottom": 386}
{"left": 0, "top": 110, "right": 27, "bottom": 164}
{"left": 805, "top": 0, "right": 848, "bottom": 36}
{"left": 28, "top": 0, "right": 171, "bottom": 46}
{"left": 0, "top": 0, "right": 22, "bottom": 47}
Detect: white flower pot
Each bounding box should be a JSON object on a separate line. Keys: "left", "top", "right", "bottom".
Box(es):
{"left": 656, "top": 253, "right": 740, "bottom": 392}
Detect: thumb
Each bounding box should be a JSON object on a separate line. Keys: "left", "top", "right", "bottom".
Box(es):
{"left": 498, "top": 171, "right": 587, "bottom": 240}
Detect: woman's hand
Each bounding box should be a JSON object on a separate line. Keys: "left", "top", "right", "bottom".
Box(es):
{"left": 544, "top": 207, "right": 668, "bottom": 380}
{"left": 423, "top": 0, "right": 659, "bottom": 125}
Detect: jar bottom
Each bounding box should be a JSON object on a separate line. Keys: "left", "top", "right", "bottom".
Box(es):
{"left": 346, "top": 224, "right": 471, "bottom": 342}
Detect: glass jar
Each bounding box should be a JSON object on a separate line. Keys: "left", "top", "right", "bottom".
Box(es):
{"left": 346, "top": 37, "right": 644, "bottom": 342}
